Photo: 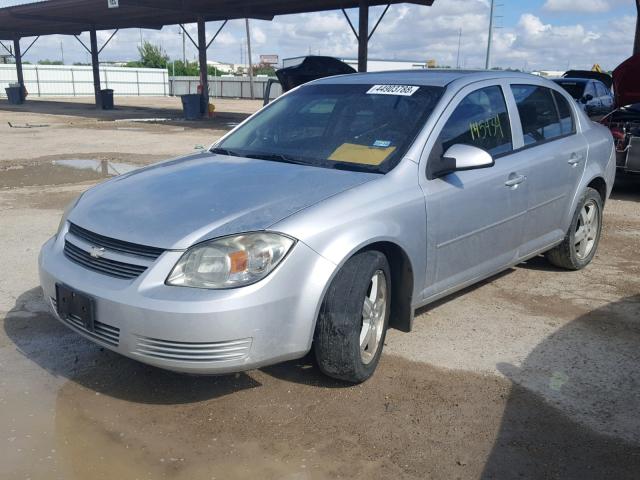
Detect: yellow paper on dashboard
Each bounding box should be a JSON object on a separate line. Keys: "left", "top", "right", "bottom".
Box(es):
{"left": 328, "top": 143, "right": 396, "bottom": 166}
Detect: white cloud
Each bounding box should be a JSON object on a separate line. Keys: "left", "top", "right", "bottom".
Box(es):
{"left": 543, "top": 0, "right": 611, "bottom": 13}
{"left": 543, "top": 0, "right": 631, "bottom": 13}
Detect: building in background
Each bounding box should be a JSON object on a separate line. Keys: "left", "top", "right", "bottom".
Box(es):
{"left": 282, "top": 56, "right": 429, "bottom": 71}
{"left": 206, "top": 60, "right": 236, "bottom": 74}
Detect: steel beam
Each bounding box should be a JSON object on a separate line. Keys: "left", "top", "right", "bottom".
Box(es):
{"left": 245, "top": 18, "right": 255, "bottom": 100}
{"left": 635, "top": 0, "right": 639, "bottom": 56}
{"left": 89, "top": 28, "right": 101, "bottom": 108}
{"left": 197, "top": 17, "right": 208, "bottom": 116}
{"left": 13, "top": 37, "right": 24, "bottom": 100}
{"left": 358, "top": 0, "right": 369, "bottom": 72}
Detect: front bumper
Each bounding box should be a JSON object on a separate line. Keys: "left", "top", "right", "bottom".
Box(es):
{"left": 38, "top": 229, "right": 336, "bottom": 374}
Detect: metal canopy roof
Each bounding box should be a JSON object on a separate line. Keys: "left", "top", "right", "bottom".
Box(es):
{"left": 0, "top": 0, "right": 434, "bottom": 40}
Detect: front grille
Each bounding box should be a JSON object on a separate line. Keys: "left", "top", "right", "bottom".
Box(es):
{"left": 68, "top": 223, "right": 164, "bottom": 260}
{"left": 135, "top": 336, "right": 252, "bottom": 362}
{"left": 64, "top": 241, "right": 148, "bottom": 279}
{"left": 51, "top": 298, "right": 120, "bottom": 347}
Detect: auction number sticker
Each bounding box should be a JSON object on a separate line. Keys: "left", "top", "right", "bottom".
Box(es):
{"left": 367, "top": 85, "right": 420, "bottom": 96}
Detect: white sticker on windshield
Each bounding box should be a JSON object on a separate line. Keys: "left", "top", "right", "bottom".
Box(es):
{"left": 366, "top": 85, "right": 420, "bottom": 96}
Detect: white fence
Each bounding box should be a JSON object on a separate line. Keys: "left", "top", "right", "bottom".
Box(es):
{"left": 169, "top": 76, "right": 283, "bottom": 100}
{"left": 0, "top": 64, "right": 168, "bottom": 97}
{"left": 0, "top": 64, "right": 281, "bottom": 101}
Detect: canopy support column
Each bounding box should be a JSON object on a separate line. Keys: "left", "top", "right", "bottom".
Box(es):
{"left": 197, "top": 17, "right": 209, "bottom": 117}
{"left": 634, "top": 0, "right": 639, "bottom": 56}
{"left": 358, "top": 0, "right": 369, "bottom": 72}
{"left": 89, "top": 28, "right": 101, "bottom": 108}
{"left": 13, "top": 37, "right": 24, "bottom": 99}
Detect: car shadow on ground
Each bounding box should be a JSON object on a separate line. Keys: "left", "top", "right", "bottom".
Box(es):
{"left": 4, "top": 291, "right": 640, "bottom": 476}
{"left": 611, "top": 173, "right": 640, "bottom": 202}
{"left": 482, "top": 295, "right": 640, "bottom": 479}
{"left": 0, "top": 98, "right": 251, "bottom": 130}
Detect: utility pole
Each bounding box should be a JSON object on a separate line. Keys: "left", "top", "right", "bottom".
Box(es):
{"left": 182, "top": 28, "right": 186, "bottom": 64}
{"left": 485, "top": 0, "right": 495, "bottom": 70}
{"left": 456, "top": 28, "right": 462, "bottom": 69}
{"left": 245, "top": 18, "right": 255, "bottom": 100}
{"left": 60, "top": 41, "right": 64, "bottom": 64}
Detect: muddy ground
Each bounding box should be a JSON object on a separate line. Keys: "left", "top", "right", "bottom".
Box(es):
{"left": 1, "top": 97, "right": 639, "bottom": 480}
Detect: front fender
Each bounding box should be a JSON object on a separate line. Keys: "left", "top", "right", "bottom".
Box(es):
{"left": 273, "top": 161, "right": 426, "bottom": 306}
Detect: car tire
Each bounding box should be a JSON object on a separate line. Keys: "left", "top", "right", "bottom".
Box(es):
{"left": 545, "top": 187, "right": 603, "bottom": 270}
{"left": 314, "top": 250, "right": 391, "bottom": 383}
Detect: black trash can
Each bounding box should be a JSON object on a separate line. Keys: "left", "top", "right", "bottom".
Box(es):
{"left": 5, "top": 86, "right": 24, "bottom": 105}
{"left": 181, "top": 94, "right": 202, "bottom": 120}
{"left": 100, "top": 89, "right": 114, "bottom": 110}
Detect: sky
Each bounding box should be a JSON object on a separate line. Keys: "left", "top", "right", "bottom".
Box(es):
{"left": 0, "top": 0, "right": 637, "bottom": 71}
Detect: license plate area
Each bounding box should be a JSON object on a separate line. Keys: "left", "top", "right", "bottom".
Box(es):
{"left": 55, "top": 284, "right": 95, "bottom": 332}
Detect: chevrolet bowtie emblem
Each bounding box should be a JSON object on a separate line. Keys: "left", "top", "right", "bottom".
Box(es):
{"left": 90, "top": 246, "right": 106, "bottom": 259}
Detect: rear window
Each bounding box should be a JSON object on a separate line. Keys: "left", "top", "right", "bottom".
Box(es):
{"left": 217, "top": 83, "right": 444, "bottom": 173}
{"left": 511, "top": 85, "right": 563, "bottom": 147}
{"left": 553, "top": 80, "right": 585, "bottom": 100}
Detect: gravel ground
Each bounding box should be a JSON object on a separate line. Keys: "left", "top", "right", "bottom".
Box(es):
{"left": 1, "top": 97, "right": 639, "bottom": 480}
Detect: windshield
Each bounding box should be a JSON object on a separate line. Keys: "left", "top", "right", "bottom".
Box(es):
{"left": 553, "top": 80, "right": 586, "bottom": 100}
{"left": 214, "top": 83, "right": 444, "bottom": 173}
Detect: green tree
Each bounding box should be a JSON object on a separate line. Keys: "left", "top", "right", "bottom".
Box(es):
{"left": 133, "top": 41, "right": 169, "bottom": 69}
{"left": 38, "top": 59, "right": 64, "bottom": 65}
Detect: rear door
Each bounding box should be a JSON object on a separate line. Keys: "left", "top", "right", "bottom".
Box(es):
{"left": 509, "top": 84, "right": 588, "bottom": 256}
{"left": 419, "top": 81, "right": 529, "bottom": 300}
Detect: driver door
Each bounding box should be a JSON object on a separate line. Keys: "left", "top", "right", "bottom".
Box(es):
{"left": 419, "top": 81, "right": 529, "bottom": 301}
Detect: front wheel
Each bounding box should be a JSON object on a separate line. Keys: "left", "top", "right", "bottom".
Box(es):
{"left": 314, "top": 251, "right": 391, "bottom": 383}
{"left": 546, "top": 187, "right": 603, "bottom": 270}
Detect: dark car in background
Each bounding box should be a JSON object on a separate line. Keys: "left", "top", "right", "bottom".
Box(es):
{"left": 553, "top": 77, "right": 615, "bottom": 117}
{"left": 600, "top": 54, "right": 640, "bottom": 174}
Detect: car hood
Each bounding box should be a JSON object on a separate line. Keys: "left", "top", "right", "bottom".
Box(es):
{"left": 613, "top": 54, "right": 640, "bottom": 108}
{"left": 68, "top": 152, "right": 377, "bottom": 250}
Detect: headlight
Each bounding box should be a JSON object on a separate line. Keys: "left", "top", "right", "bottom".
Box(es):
{"left": 166, "top": 232, "right": 295, "bottom": 289}
{"left": 57, "top": 194, "right": 83, "bottom": 237}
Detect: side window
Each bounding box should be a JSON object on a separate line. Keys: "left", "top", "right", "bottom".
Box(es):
{"left": 434, "top": 85, "right": 513, "bottom": 158}
{"left": 511, "top": 85, "right": 562, "bottom": 147}
{"left": 552, "top": 90, "right": 576, "bottom": 136}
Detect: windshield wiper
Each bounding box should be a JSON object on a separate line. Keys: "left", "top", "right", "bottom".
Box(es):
{"left": 244, "top": 152, "right": 310, "bottom": 166}
{"left": 210, "top": 147, "right": 244, "bottom": 157}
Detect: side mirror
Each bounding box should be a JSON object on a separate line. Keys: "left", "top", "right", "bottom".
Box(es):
{"left": 431, "top": 144, "right": 494, "bottom": 178}
{"left": 581, "top": 94, "right": 594, "bottom": 104}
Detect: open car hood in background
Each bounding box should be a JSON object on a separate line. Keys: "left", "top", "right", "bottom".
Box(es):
{"left": 613, "top": 55, "right": 640, "bottom": 108}
{"left": 562, "top": 70, "right": 613, "bottom": 90}
{"left": 276, "top": 56, "right": 356, "bottom": 92}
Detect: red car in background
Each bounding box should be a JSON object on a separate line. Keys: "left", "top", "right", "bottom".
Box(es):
{"left": 600, "top": 54, "right": 640, "bottom": 174}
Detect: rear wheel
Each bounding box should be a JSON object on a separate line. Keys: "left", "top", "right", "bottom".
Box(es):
{"left": 546, "top": 187, "right": 603, "bottom": 270}
{"left": 314, "top": 251, "right": 390, "bottom": 383}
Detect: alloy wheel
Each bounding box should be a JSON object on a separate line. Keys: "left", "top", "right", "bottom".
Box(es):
{"left": 360, "top": 270, "right": 387, "bottom": 364}
{"left": 574, "top": 199, "right": 599, "bottom": 260}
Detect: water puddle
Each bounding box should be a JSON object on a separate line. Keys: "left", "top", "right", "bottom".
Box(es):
{"left": 0, "top": 159, "right": 140, "bottom": 188}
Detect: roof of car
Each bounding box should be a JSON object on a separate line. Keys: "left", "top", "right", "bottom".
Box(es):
{"left": 314, "top": 69, "right": 545, "bottom": 87}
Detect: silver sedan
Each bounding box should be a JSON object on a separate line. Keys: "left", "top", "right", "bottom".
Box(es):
{"left": 39, "top": 70, "right": 616, "bottom": 382}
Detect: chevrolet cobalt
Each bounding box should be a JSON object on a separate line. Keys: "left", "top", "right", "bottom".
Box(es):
{"left": 40, "top": 71, "right": 616, "bottom": 382}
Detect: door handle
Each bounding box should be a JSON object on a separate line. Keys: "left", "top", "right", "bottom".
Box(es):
{"left": 568, "top": 153, "right": 584, "bottom": 166}
{"left": 505, "top": 174, "right": 526, "bottom": 187}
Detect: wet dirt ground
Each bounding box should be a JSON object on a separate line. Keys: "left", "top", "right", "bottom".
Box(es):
{"left": 1, "top": 97, "right": 639, "bottom": 479}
